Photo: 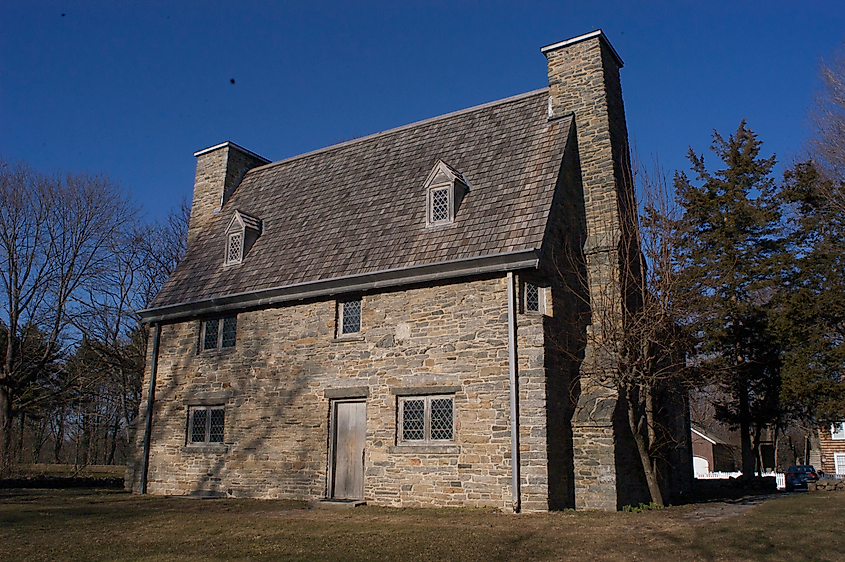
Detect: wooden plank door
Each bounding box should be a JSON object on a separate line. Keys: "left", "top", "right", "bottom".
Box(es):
{"left": 331, "top": 400, "right": 366, "bottom": 499}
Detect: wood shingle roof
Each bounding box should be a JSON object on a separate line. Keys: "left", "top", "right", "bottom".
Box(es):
{"left": 146, "top": 88, "right": 572, "bottom": 318}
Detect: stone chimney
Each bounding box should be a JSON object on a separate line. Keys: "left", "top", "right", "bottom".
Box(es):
{"left": 187, "top": 142, "right": 270, "bottom": 249}
{"left": 544, "top": 31, "right": 638, "bottom": 511}
{"left": 543, "top": 30, "right": 632, "bottom": 256}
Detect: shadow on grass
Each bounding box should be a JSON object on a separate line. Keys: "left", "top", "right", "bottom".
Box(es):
{"left": 2, "top": 489, "right": 845, "bottom": 562}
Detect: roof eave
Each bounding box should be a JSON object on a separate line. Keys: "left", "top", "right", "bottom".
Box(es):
{"left": 139, "top": 249, "right": 541, "bottom": 324}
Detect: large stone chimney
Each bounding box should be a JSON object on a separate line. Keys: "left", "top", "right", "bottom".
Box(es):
{"left": 544, "top": 31, "right": 638, "bottom": 510}
{"left": 543, "top": 30, "right": 632, "bottom": 255}
{"left": 187, "top": 141, "right": 270, "bottom": 249}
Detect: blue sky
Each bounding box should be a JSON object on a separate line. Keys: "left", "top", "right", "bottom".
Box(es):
{"left": 2, "top": 1, "right": 844, "bottom": 221}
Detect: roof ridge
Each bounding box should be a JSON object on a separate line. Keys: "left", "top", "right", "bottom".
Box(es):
{"left": 250, "top": 87, "right": 549, "bottom": 174}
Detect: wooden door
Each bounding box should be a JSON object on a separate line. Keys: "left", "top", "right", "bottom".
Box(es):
{"left": 331, "top": 400, "right": 366, "bottom": 499}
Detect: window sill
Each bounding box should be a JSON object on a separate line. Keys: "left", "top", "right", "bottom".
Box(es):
{"left": 522, "top": 310, "right": 547, "bottom": 317}
{"left": 424, "top": 221, "right": 455, "bottom": 229}
{"left": 332, "top": 335, "right": 365, "bottom": 343}
{"left": 182, "top": 444, "right": 228, "bottom": 454}
{"left": 388, "top": 444, "right": 459, "bottom": 455}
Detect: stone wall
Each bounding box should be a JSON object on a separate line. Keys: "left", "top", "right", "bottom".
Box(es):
{"left": 129, "top": 274, "right": 556, "bottom": 511}
{"left": 809, "top": 478, "right": 845, "bottom": 491}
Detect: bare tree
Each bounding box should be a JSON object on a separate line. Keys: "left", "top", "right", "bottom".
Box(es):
{"left": 69, "top": 201, "right": 189, "bottom": 465}
{"left": 560, "top": 157, "right": 691, "bottom": 506}
{"left": 0, "top": 158, "right": 136, "bottom": 475}
{"left": 808, "top": 41, "right": 845, "bottom": 187}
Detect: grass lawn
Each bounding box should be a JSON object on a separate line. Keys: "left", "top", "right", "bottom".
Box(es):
{"left": 1, "top": 489, "right": 843, "bottom": 561}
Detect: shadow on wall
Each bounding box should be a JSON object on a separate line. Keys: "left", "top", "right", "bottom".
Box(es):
{"left": 131, "top": 315, "right": 323, "bottom": 499}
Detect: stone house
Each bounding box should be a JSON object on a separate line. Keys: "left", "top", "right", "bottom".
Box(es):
{"left": 128, "top": 30, "right": 691, "bottom": 512}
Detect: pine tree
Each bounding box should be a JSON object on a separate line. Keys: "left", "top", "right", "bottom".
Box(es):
{"left": 673, "top": 121, "right": 783, "bottom": 476}
{"left": 776, "top": 161, "right": 845, "bottom": 423}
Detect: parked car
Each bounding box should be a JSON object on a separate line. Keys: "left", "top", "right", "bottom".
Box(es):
{"left": 785, "top": 465, "right": 819, "bottom": 491}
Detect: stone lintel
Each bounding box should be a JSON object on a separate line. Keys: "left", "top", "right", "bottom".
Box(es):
{"left": 390, "top": 386, "right": 462, "bottom": 396}
{"left": 324, "top": 386, "right": 370, "bottom": 399}
{"left": 184, "top": 391, "right": 232, "bottom": 405}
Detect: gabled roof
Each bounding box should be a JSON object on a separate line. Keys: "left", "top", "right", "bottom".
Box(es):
{"left": 691, "top": 424, "right": 734, "bottom": 446}
{"left": 226, "top": 210, "right": 261, "bottom": 235}
{"left": 425, "top": 159, "right": 470, "bottom": 189}
{"left": 144, "top": 88, "right": 573, "bottom": 321}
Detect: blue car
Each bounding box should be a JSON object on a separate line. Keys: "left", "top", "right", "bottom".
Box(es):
{"left": 785, "top": 465, "right": 819, "bottom": 491}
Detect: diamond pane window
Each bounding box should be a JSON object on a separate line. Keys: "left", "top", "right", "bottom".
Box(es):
{"left": 201, "top": 316, "right": 237, "bottom": 351}
{"left": 190, "top": 408, "right": 208, "bottom": 443}
{"left": 341, "top": 299, "right": 361, "bottom": 334}
{"left": 431, "top": 188, "right": 449, "bottom": 223}
{"left": 430, "top": 398, "right": 453, "bottom": 440}
{"left": 227, "top": 233, "right": 243, "bottom": 264}
{"left": 189, "top": 406, "right": 224, "bottom": 444}
{"left": 209, "top": 408, "right": 225, "bottom": 442}
{"left": 203, "top": 319, "right": 219, "bottom": 350}
{"left": 399, "top": 395, "right": 454, "bottom": 444}
{"left": 402, "top": 399, "right": 425, "bottom": 441}
{"left": 525, "top": 283, "right": 540, "bottom": 312}
{"left": 221, "top": 317, "right": 237, "bottom": 348}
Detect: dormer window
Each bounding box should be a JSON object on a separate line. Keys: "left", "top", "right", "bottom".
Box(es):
{"left": 224, "top": 210, "right": 262, "bottom": 266}
{"left": 424, "top": 160, "right": 469, "bottom": 227}
{"left": 431, "top": 187, "right": 450, "bottom": 223}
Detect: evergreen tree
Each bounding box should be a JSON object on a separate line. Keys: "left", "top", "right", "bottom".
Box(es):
{"left": 673, "top": 121, "right": 783, "bottom": 476}
{"left": 776, "top": 161, "right": 845, "bottom": 423}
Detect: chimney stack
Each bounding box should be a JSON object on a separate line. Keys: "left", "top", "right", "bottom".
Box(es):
{"left": 187, "top": 142, "right": 270, "bottom": 249}
{"left": 543, "top": 30, "right": 632, "bottom": 255}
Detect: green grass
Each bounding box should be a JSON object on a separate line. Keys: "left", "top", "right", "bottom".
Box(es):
{"left": 1, "top": 489, "right": 843, "bottom": 561}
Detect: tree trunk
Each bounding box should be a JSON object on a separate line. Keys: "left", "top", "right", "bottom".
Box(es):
{"left": 106, "top": 414, "right": 119, "bottom": 465}
{"left": 52, "top": 410, "right": 65, "bottom": 463}
{"left": 16, "top": 412, "right": 25, "bottom": 464}
{"left": 32, "top": 416, "right": 47, "bottom": 463}
{"left": 738, "top": 378, "right": 755, "bottom": 476}
{"left": 0, "top": 386, "right": 11, "bottom": 477}
{"left": 626, "top": 387, "right": 664, "bottom": 506}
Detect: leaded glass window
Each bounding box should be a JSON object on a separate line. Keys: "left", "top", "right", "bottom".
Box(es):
{"left": 190, "top": 408, "right": 208, "bottom": 443}
{"left": 203, "top": 319, "right": 220, "bottom": 350}
{"left": 226, "top": 232, "right": 243, "bottom": 265}
{"left": 431, "top": 187, "right": 450, "bottom": 223}
{"left": 341, "top": 299, "right": 361, "bottom": 335}
{"left": 525, "top": 282, "right": 540, "bottom": 312}
{"left": 399, "top": 395, "right": 454, "bottom": 443}
{"left": 430, "top": 398, "right": 453, "bottom": 440}
{"left": 209, "top": 408, "right": 225, "bottom": 442}
{"left": 189, "top": 406, "right": 224, "bottom": 444}
{"left": 402, "top": 399, "right": 425, "bottom": 441}
{"left": 201, "top": 316, "right": 237, "bottom": 351}
{"left": 221, "top": 316, "right": 237, "bottom": 348}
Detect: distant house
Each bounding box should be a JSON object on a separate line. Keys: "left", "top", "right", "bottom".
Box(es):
{"left": 691, "top": 425, "right": 739, "bottom": 474}
{"left": 127, "top": 31, "right": 691, "bottom": 512}
{"left": 819, "top": 423, "right": 845, "bottom": 475}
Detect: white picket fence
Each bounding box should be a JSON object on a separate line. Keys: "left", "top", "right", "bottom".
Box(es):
{"left": 696, "top": 471, "right": 786, "bottom": 489}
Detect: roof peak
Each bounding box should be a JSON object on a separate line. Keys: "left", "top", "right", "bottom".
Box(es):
{"left": 250, "top": 88, "right": 549, "bottom": 175}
